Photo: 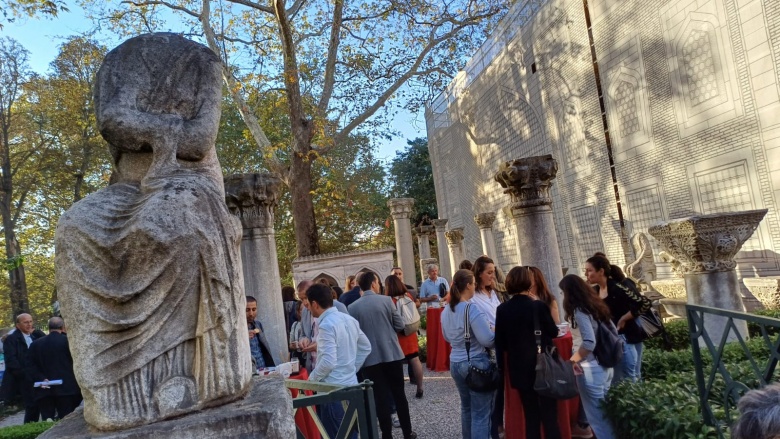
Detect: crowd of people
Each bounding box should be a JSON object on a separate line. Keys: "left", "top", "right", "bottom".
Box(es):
{"left": 271, "top": 251, "right": 655, "bottom": 439}
{"left": 3, "top": 249, "right": 775, "bottom": 438}
{"left": 0, "top": 315, "right": 82, "bottom": 423}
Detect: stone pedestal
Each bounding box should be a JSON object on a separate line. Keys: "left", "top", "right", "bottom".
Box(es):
{"left": 495, "top": 155, "right": 563, "bottom": 316}
{"left": 432, "top": 219, "right": 452, "bottom": 281}
{"left": 39, "top": 376, "right": 295, "bottom": 439}
{"left": 743, "top": 277, "right": 780, "bottom": 310}
{"left": 474, "top": 212, "right": 498, "bottom": 261}
{"left": 649, "top": 209, "right": 768, "bottom": 343}
{"left": 388, "top": 198, "right": 417, "bottom": 285}
{"left": 445, "top": 228, "right": 466, "bottom": 274}
{"left": 651, "top": 278, "right": 687, "bottom": 300}
{"left": 416, "top": 225, "right": 434, "bottom": 260}
{"left": 225, "top": 174, "right": 287, "bottom": 364}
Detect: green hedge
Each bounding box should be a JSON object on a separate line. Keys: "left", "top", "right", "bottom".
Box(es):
{"left": 606, "top": 335, "right": 778, "bottom": 438}
{"left": 0, "top": 421, "right": 55, "bottom": 439}
{"left": 746, "top": 309, "right": 780, "bottom": 338}
{"left": 417, "top": 335, "right": 427, "bottom": 363}
{"left": 644, "top": 318, "right": 690, "bottom": 351}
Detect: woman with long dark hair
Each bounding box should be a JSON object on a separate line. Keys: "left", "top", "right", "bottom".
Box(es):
{"left": 495, "top": 266, "right": 560, "bottom": 439}
{"left": 384, "top": 275, "right": 424, "bottom": 399}
{"left": 441, "top": 269, "right": 495, "bottom": 439}
{"left": 585, "top": 255, "right": 651, "bottom": 384}
{"left": 560, "top": 274, "right": 618, "bottom": 439}
{"left": 470, "top": 255, "right": 504, "bottom": 438}
{"left": 528, "top": 266, "right": 561, "bottom": 324}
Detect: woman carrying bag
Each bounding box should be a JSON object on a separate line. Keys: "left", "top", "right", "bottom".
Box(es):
{"left": 560, "top": 274, "right": 619, "bottom": 439}
{"left": 495, "top": 266, "right": 561, "bottom": 439}
{"left": 585, "top": 255, "right": 651, "bottom": 384}
{"left": 441, "top": 269, "right": 496, "bottom": 439}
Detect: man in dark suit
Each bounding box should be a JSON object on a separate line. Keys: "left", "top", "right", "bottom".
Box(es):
{"left": 27, "top": 317, "right": 82, "bottom": 420}
{"left": 4, "top": 313, "right": 45, "bottom": 422}
{"left": 348, "top": 272, "right": 417, "bottom": 439}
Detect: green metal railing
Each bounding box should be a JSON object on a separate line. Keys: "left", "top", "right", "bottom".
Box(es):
{"left": 687, "top": 304, "right": 780, "bottom": 438}
{"left": 285, "top": 378, "right": 379, "bottom": 439}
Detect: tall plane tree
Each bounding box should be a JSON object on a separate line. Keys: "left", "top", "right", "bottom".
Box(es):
{"left": 85, "top": 0, "right": 508, "bottom": 257}
{"left": 0, "top": 37, "right": 32, "bottom": 316}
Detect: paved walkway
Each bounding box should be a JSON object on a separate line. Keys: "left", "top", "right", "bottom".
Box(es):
{"left": 391, "top": 368, "right": 462, "bottom": 439}
{"left": 0, "top": 369, "right": 464, "bottom": 438}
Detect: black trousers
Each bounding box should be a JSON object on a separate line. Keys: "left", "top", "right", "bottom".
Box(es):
{"left": 519, "top": 388, "right": 561, "bottom": 439}
{"left": 19, "top": 378, "right": 39, "bottom": 424}
{"left": 38, "top": 394, "right": 82, "bottom": 420}
{"left": 362, "top": 360, "right": 413, "bottom": 439}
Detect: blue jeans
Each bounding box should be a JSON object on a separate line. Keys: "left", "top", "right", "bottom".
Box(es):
{"left": 577, "top": 363, "right": 617, "bottom": 439}
{"left": 612, "top": 336, "right": 639, "bottom": 384}
{"left": 318, "top": 401, "right": 357, "bottom": 439}
{"left": 451, "top": 357, "right": 495, "bottom": 439}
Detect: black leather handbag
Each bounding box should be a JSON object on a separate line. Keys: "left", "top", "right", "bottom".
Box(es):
{"left": 464, "top": 303, "right": 501, "bottom": 393}
{"left": 532, "top": 311, "right": 579, "bottom": 400}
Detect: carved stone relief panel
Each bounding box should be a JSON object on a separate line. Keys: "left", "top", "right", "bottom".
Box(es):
{"left": 660, "top": 0, "right": 743, "bottom": 137}
{"left": 621, "top": 177, "right": 668, "bottom": 263}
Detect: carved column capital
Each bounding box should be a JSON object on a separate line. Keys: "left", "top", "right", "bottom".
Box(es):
{"left": 431, "top": 219, "right": 448, "bottom": 232}
{"left": 224, "top": 173, "right": 282, "bottom": 230}
{"left": 474, "top": 212, "right": 497, "bottom": 229}
{"left": 445, "top": 228, "right": 464, "bottom": 247}
{"left": 648, "top": 209, "right": 767, "bottom": 274}
{"left": 494, "top": 155, "right": 558, "bottom": 209}
{"left": 387, "top": 198, "right": 415, "bottom": 219}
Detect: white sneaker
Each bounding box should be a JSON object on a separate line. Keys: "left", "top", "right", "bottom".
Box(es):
{"left": 392, "top": 413, "right": 400, "bottom": 428}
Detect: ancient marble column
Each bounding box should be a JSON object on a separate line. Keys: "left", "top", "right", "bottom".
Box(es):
{"left": 445, "top": 228, "right": 466, "bottom": 273}
{"left": 225, "top": 173, "right": 286, "bottom": 365}
{"left": 416, "top": 225, "right": 434, "bottom": 260}
{"left": 495, "top": 155, "right": 564, "bottom": 315}
{"left": 474, "top": 212, "right": 498, "bottom": 261}
{"left": 432, "top": 219, "right": 453, "bottom": 281}
{"left": 649, "top": 209, "right": 768, "bottom": 343}
{"left": 388, "top": 198, "right": 418, "bottom": 285}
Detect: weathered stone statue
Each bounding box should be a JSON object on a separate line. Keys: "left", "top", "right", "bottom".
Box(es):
{"left": 54, "top": 33, "right": 252, "bottom": 431}
{"left": 624, "top": 232, "right": 656, "bottom": 288}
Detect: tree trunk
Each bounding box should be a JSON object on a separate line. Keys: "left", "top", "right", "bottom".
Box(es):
{"left": 1, "top": 124, "right": 29, "bottom": 317}
{"left": 289, "top": 144, "right": 319, "bottom": 257}
{"left": 0, "top": 190, "right": 28, "bottom": 316}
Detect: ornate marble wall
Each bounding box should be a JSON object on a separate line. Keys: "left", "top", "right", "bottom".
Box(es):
{"left": 426, "top": 0, "right": 780, "bottom": 289}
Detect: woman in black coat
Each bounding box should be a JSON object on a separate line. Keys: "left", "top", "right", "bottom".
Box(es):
{"left": 495, "top": 266, "right": 560, "bottom": 439}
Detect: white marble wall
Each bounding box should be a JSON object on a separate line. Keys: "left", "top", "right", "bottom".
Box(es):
{"left": 427, "top": 0, "right": 780, "bottom": 285}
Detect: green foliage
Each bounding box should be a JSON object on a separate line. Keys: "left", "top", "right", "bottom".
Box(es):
{"left": 604, "top": 380, "right": 722, "bottom": 439}
{"left": 387, "top": 138, "right": 437, "bottom": 224}
{"left": 417, "top": 335, "right": 427, "bottom": 363}
{"left": 645, "top": 319, "right": 692, "bottom": 351}
{"left": 746, "top": 309, "right": 780, "bottom": 338}
{"left": 0, "top": 421, "right": 56, "bottom": 439}
{"left": 419, "top": 313, "right": 427, "bottom": 331}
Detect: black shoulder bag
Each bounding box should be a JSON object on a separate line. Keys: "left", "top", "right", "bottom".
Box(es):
{"left": 532, "top": 309, "right": 579, "bottom": 400}
{"left": 464, "top": 303, "right": 501, "bottom": 393}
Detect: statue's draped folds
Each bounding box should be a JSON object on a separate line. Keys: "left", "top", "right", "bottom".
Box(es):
{"left": 55, "top": 33, "right": 252, "bottom": 431}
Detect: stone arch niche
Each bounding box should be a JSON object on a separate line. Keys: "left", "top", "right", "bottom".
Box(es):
{"left": 312, "top": 272, "right": 339, "bottom": 288}
{"left": 292, "top": 248, "right": 395, "bottom": 289}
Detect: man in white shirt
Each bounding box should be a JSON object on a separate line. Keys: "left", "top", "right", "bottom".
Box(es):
{"left": 307, "top": 283, "right": 371, "bottom": 438}
{"left": 418, "top": 264, "right": 448, "bottom": 310}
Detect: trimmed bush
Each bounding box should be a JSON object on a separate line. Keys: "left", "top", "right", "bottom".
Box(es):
{"left": 417, "top": 335, "right": 427, "bottom": 363}
{"left": 746, "top": 309, "right": 780, "bottom": 338}
{"left": 0, "top": 421, "right": 56, "bottom": 439}
{"left": 604, "top": 379, "right": 724, "bottom": 439}
{"left": 644, "top": 318, "right": 691, "bottom": 351}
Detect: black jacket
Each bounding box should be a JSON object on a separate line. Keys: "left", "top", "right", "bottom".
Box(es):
{"left": 4, "top": 329, "right": 45, "bottom": 379}
{"left": 26, "top": 331, "right": 82, "bottom": 399}
{"left": 495, "top": 294, "right": 558, "bottom": 391}
{"left": 597, "top": 279, "right": 652, "bottom": 344}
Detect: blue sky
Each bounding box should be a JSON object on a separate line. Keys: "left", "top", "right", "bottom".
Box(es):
{"left": 0, "top": 2, "right": 426, "bottom": 162}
